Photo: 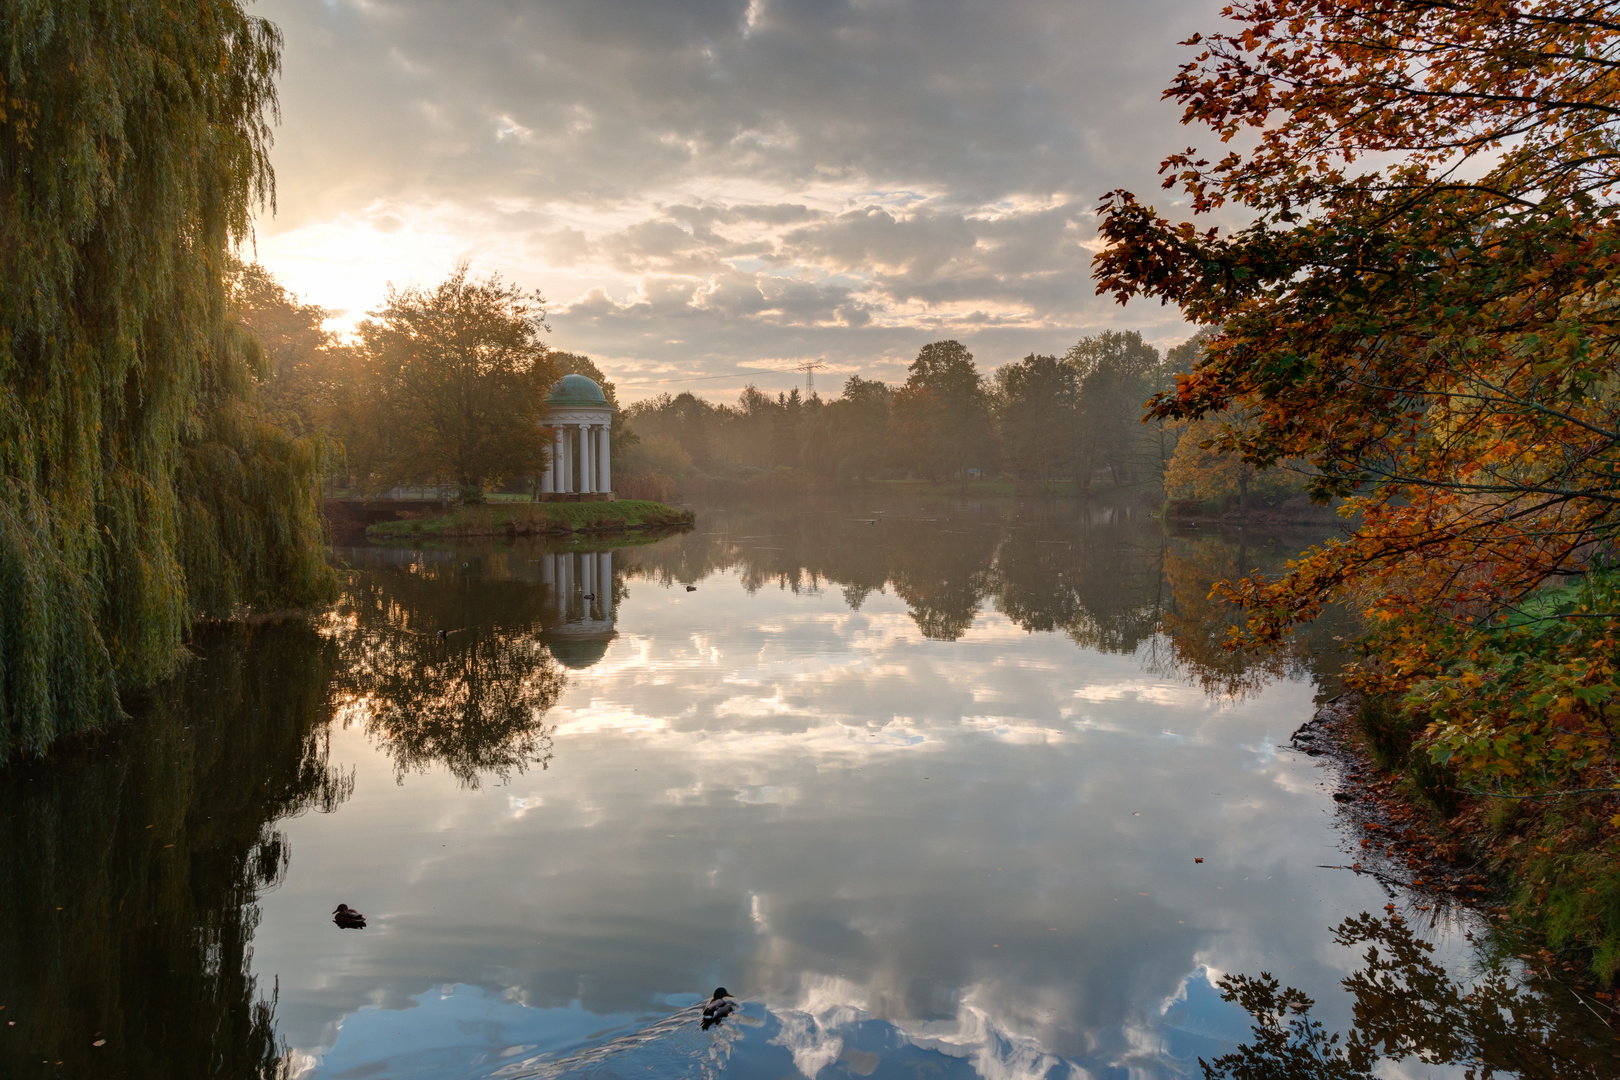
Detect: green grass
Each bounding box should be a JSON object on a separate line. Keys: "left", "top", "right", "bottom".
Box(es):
{"left": 366, "top": 500, "right": 694, "bottom": 539}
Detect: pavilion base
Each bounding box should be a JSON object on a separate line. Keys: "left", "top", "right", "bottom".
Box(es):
{"left": 537, "top": 491, "right": 615, "bottom": 502}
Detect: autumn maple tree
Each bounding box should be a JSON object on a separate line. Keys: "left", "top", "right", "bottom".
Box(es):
{"left": 1094, "top": 0, "right": 1620, "bottom": 794}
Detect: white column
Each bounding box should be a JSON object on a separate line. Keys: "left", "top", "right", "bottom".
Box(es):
{"left": 597, "top": 423, "right": 612, "bottom": 494}
{"left": 562, "top": 427, "right": 573, "bottom": 492}
{"left": 547, "top": 430, "right": 560, "bottom": 498}
{"left": 540, "top": 429, "right": 554, "bottom": 494}
{"left": 578, "top": 423, "right": 594, "bottom": 493}
{"left": 599, "top": 550, "right": 612, "bottom": 618}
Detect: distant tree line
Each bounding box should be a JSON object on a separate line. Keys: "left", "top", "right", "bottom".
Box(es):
{"left": 619, "top": 331, "right": 1304, "bottom": 511}
{"left": 238, "top": 248, "right": 1311, "bottom": 520}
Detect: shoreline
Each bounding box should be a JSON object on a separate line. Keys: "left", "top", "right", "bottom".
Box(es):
{"left": 357, "top": 499, "right": 694, "bottom": 540}
{"left": 1294, "top": 693, "right": 1620, "bottom": 1001}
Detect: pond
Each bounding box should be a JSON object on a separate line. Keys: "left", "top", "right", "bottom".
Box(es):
{"left": 2, "top": 493, "right": 1614, "bottom": 1079}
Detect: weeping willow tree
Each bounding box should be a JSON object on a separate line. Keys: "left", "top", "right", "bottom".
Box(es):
{"left": 0, "top": 1, "right": 334, "bottom": 762}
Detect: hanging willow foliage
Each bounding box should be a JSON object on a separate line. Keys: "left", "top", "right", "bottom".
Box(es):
{"left": 0, "top": 0, "right": 334, "bottom": 762}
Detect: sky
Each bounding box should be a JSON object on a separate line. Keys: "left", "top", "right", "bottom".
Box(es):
{"left": 251, "top": 0, "right": 1223, "bottom": 403}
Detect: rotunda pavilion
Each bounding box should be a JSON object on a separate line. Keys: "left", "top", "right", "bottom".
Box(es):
{"left": 540, "top": 374, "right": 615, "bottom": 501}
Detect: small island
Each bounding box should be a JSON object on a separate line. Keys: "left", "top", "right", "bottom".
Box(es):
{"left": 364, "top": 498, "right": 693, "bottom": 539}
{"left": 332, "top": 373, "right": 695, "bottom": 540}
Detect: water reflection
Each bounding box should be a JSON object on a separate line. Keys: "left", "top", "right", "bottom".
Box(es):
{"left": 1152, "top": 535, "right": 1349, "bottom": 699}
{"left": 5, "top": 494, "right": 1607, "bottom": 1080}
{"left": 1210, "top": 911, "right": 1620, "bottom": 1078}
{"left": 0, "top": 622, "right": 348, "bottom": 1079}
{"left": 537, "top": 550, "right": 617, "bottom": 669}
{"left": 328, "top": 549, "right": 567, "bottom": 787}
{"left": 605, "top": 498, "right": 1347, "bottom": 693}
{"left": 254, "top": 499, "right": 1372, "bottom": 1079}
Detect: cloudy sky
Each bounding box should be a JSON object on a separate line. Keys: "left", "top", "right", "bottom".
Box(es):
{"left": 252, "top": 0, "right": 1222, "bottom": 402}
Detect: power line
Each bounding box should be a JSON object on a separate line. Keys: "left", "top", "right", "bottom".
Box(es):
{"left": 618, "top": 366, "right": 804, "bottom": 387}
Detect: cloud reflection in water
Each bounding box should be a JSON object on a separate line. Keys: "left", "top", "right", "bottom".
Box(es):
{"left": 260, "top": 500, "right": 1384, "bottom": 1079}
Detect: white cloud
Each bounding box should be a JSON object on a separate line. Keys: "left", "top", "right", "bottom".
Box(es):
{"left": 251, "top": 0, "right": 1230, "bottom": 398}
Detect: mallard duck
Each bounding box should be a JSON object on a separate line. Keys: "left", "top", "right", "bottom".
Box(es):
{"left": 700, "top": 988, "right": 735, "bottom": 1029}
{"left": 332, "top": 904, "right": 367, "bottom": 929}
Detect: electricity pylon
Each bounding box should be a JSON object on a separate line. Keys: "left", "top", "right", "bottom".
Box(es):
{"left": 796, "top": 360, "right": 825, "bottom": 395}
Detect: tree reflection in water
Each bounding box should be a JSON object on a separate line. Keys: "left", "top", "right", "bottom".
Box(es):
{"left": 1152, "top": 533, "right": 1354, "bottom": 699}
{"left": 327, "top": 550, "right": 564, "bottom": 788}
{"left": 1206, "top": 911, "right": 1620, "bottom": 1079}
{"left": 0, "top": 622, "right": 349, "bottom": 1079}
{"left": 616, "top": 498, "right": 1347, "bottom": 694}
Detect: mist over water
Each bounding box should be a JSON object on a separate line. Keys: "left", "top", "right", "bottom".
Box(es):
{"left": 3, "top": 493, "right": 1612, "bottom": 1078}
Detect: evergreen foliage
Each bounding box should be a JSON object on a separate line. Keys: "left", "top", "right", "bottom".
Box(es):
{"left": 0, "top": 1, "right": 334, "bottom": 761}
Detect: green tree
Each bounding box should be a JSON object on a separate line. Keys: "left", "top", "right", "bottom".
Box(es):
{"left": 824, "top": 375, "right": 892, "bottom": 481}
{"left": 624, "top": 391, "right": 722, "bottom": 469}
{"left": 0, "top": 0, "right": 333, "bottom": 759}
{"left": 1165, "top": 412, "right": 1308, "bottom": 516}
{"left": 730, "top": 385, "right": 780, "bottom": 466}
{"left": 356, "top": 264, "right": 557, "bottom": 498}
{"left": 771, "top": 387, "right": 806, "bottom": 468}
{"left": 891, "top": 340, "right": 995, "bottom": 484}
{"left": 1067, "top": 331, "right": 1170, "bottom": 491}
{"left": 994, "top": 354, "right": 1080, "bottom": 488}
{"left": 230, "top": 261, "right": 335, "bottom": 439}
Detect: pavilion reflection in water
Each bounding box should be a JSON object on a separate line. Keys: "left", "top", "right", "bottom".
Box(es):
{"left": 539, "top": 548, "right": 616, "bottom": 669}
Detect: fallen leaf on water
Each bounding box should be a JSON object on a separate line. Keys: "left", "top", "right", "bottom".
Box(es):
{"left": 1138, "top": 892, "right": 1149, "bottom": 896}
{"left": 92, "top": 1040, "right": 105, "bottom": 1048}
{"left": 1195, "top": 858, "right": 1204, "bottom": 864}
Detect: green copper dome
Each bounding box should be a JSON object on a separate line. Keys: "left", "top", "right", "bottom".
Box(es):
{"left": 547, "top": 373, "right": 609, "bottom": 406}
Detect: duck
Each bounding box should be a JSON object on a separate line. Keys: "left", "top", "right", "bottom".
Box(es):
{"left": 436, "top": 629, "right": 447, "bottom": 641}
{"left": 685, "top": 585, "right": 697, "bottom": 592}
{"left": 332, "top": 904, "right": 367, "bottom": 929}
{"left": 700, "top": 987, "right": 735, "bottom": 1029}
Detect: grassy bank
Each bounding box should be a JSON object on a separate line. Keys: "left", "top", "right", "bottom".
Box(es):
{"left": 1321, "top": 693, "right": 1620, "bottom": 988}
{"left": 366, "top": 500, "right": 694, "bottom": 539}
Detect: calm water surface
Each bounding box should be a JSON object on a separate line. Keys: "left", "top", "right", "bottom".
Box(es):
{"left": 2, "top": 494, "right": 1613, "bottom": 1078}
